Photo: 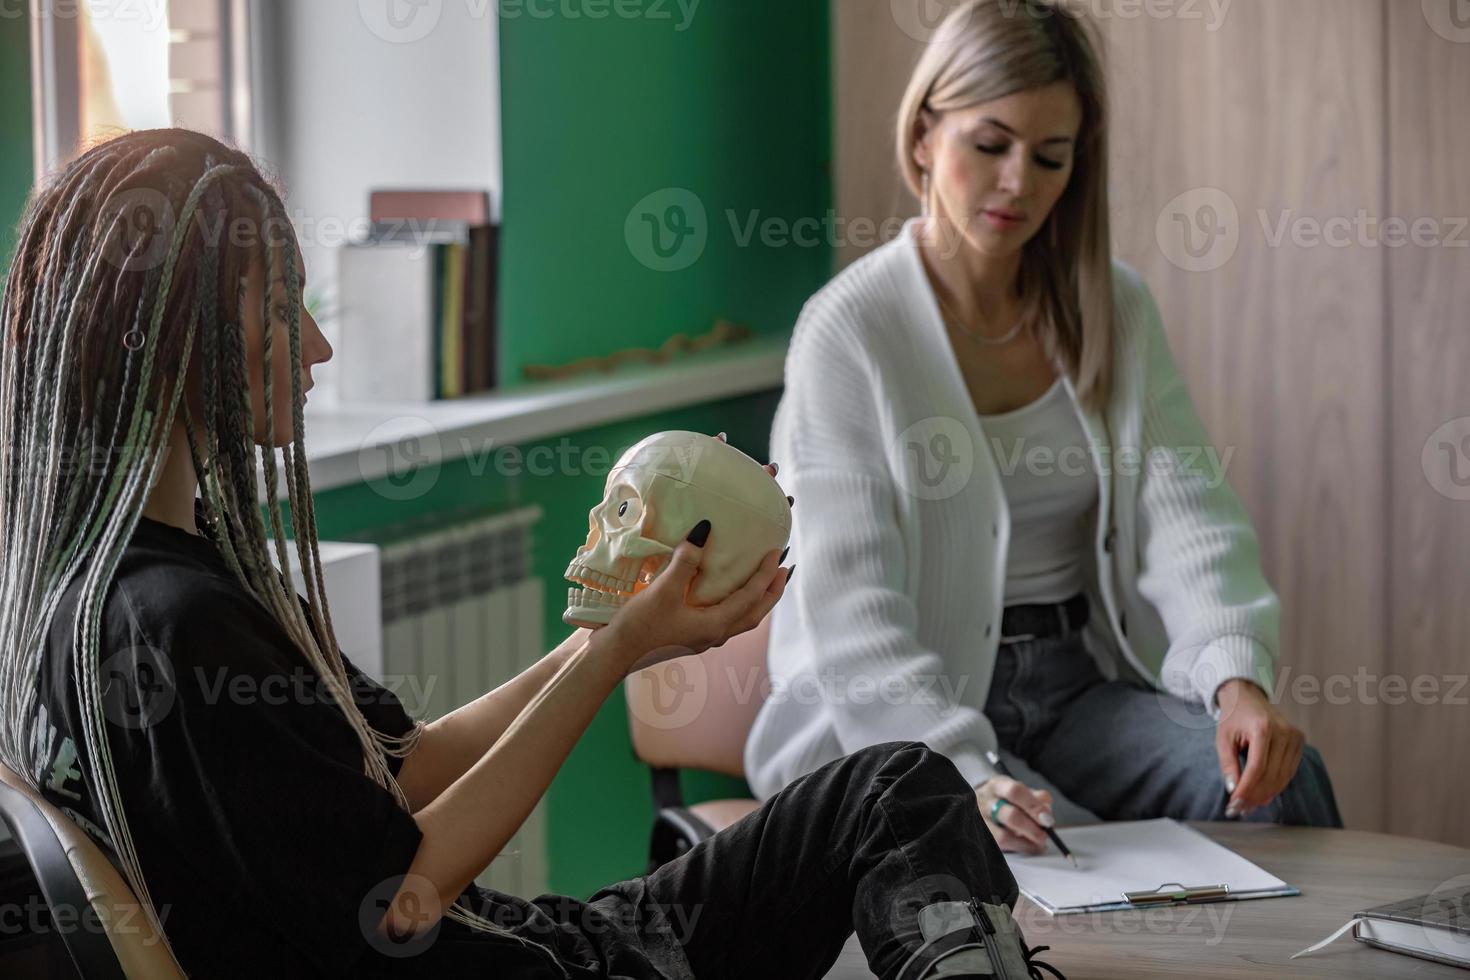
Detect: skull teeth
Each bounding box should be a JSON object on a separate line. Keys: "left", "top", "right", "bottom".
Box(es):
{"left": 566, "top": 586, "right": 630, "bottom": 610}
{"left": 563, "top": 561, "right": 636, "bottom": 595}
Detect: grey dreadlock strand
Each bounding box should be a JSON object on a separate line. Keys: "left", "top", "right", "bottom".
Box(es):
{"left": 0, "top": 130, "right": 564, "bottom": 974}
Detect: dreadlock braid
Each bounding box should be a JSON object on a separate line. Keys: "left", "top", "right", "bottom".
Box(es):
{"left": 0, "top": 129, "right": 559, "bottom": 973}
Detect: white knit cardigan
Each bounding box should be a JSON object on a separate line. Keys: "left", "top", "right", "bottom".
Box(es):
{"left": 743, "top": 218, "right": 1280, "bottom": 799}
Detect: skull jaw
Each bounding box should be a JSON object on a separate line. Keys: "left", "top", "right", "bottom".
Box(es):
{"left": 561, "top": 545, "right": 670, "bottom": 629}
{"left": 563, "top": 559, "right": 635, "bottom": 628}
{"left": 562, "top": 586, "right": 625, "bottom": 628}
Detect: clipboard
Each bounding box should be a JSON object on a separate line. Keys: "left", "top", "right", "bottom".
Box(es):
{"left": 1123, "top": 883, "right": 1232, "bottom": 906}
{"left": 1004, "top": 818, "right": 1300, "bottom": 915}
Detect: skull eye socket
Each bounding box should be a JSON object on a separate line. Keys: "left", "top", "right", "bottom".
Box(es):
{"left": 613, "top": 493, "right": 643, "bottom": 528}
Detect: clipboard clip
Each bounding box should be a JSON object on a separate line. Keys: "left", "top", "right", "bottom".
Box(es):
{"left": 1122, "top": 883, "right": 1231, "bottom": 907}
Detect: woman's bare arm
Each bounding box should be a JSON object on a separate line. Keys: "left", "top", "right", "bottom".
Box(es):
{"left": 381, "top": 628, "right": 626, "bottom": 943}
{"left": 376, "top": 536, "right": 789, "bottom": 945}
{"left": 393, "top": 628, "right": 594, "bottom": 812}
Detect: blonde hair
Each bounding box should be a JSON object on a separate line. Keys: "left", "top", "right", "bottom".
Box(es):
{"left": 896, "top": 0, "right": 1114, "bottom": 413}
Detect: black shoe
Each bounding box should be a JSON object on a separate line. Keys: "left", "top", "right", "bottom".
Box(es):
{"left": 894, "top": 899, "right": 1065, "bottom": 980}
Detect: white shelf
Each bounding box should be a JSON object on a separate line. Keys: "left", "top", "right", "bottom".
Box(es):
{"left": 270, "top": 334, "right": 789, "bottom": 497}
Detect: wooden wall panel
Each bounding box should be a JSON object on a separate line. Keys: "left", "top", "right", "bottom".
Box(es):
{"left": 834, "top": 1, "right": 1396, "bottom": 832}
{"left": 1100, "top": 1, "right": 1388, "bottom": 833}
{"left": 831, "top": 0, "right": 927, "bottom": 267}
{"left": 1386, "top": 2, "right": 1470, "bottom": 847}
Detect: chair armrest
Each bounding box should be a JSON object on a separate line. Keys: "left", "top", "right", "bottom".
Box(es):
{"left": 0, "top": 780, "right": 126, "bottom": 980}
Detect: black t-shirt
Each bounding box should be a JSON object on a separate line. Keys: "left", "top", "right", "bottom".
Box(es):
{"left": 34, "top": 505, "right": 691, "bottom": 980}
{"left": 33, "top": 506, "right": 431, "bottom": 977}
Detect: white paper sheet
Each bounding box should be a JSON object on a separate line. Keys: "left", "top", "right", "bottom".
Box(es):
{"left": 1004, "top": 818, "right": 1296, "bottom": 915}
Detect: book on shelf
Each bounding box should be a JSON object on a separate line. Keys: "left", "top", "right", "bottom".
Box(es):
{"left": 437, "top": 242, "right": 464, "bottom": 400}
{"left": 369, "top": 189, "right": 491, "bottom": 226}
{"left": 337, "top": 222, "right": 499, "bottom": 402}
{"left": 464, "top": 224, "right": 498, "bottom": 394}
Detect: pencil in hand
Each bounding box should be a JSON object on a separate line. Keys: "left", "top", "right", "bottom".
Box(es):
{"left": 985, "top": 750, "right": 1078, "bottom": 867}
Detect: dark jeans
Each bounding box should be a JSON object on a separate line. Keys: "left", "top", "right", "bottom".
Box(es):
{"left": 641, "top": 741, "right": 1018, "bottom": 980}
{"left": 985, "top": 627, "right": 1344, "bottom": 827}
{"left": 362, "top": 743, "right": 1013, "bottom": 979}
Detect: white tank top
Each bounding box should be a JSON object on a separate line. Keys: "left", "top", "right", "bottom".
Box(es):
{"left": 977, "top": 377, "right": 1098, "bottom": 606}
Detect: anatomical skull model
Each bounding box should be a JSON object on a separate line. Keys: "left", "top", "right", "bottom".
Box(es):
{"left": 563, "top": 431, "right": 791, "bottom": 627}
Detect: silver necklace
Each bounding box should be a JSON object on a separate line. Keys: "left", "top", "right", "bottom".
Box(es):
{"left": 935, "top": 289, "right": 1026, "bottom": 346}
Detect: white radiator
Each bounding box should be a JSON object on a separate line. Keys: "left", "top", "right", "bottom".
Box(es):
{"left": 378, "top": 505, "right": 548, "bottom": 898}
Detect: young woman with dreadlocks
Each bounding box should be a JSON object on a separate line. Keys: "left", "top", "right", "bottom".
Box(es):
{"left": 0, "top": 129, "right": 1057, "bottom": 980}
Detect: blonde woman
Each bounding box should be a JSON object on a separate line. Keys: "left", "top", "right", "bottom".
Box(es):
{"left": 745, "top": 0, "right": 1341, "bottom": 853}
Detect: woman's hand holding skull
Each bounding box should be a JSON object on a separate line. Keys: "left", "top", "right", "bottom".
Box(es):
{"left": 603, "top": 433, "right": 793, "bottom": 676}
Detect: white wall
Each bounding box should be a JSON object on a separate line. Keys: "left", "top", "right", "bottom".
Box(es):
{"left": 251, "top": 0, "right": 501, "bottom": 402}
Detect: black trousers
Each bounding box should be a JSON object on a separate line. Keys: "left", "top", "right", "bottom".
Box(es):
{"left": 640, "top": 741, "right": 1018, "bottom": 980}
{"left": 361, "top": 742, "right": 1016, "bottom": 979}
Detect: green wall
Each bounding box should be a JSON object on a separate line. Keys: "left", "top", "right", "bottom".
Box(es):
{"left": 497, "top": 0, "right": 832, "bottom": 384}
{"left": 1, "top": 6, "right": 32, "bottom": 264}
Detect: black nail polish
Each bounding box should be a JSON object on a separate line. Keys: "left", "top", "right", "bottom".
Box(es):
{"left": 786, "top": 564, "right": 796, "bottom": 583}
{"left": 779, "top": 547, "right": 789, "bottom": 564}
{"left": 786, "top": 495, "right": 795, "bottom": 507}
{"left": 686, "top": 519, "right": 712, "bottom": 547}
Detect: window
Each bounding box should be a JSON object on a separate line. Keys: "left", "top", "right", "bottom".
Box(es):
{"left": 30, "top": 0, "right": 252, "bottom": 172}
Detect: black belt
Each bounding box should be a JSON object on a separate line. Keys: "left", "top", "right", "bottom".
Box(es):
{"left": 999, "top": 593, "right": 1089, "bottom": 644}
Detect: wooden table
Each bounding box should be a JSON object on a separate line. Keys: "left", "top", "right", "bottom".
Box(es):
{"left": 826, "top": 823, "right": 1470, "bottom": 978}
